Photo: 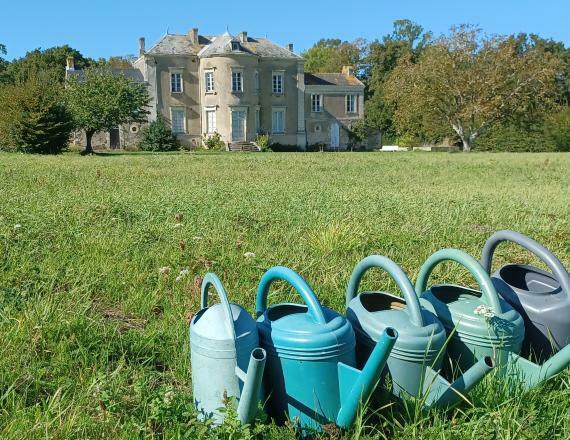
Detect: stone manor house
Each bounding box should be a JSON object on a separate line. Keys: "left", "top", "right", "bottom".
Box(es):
{"left": 68, "top": 28, "right": 366, "bottom": 150}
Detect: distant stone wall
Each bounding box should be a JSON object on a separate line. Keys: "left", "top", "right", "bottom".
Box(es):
{"left": 70, "top": 122, "right": 146, "bottom": 150}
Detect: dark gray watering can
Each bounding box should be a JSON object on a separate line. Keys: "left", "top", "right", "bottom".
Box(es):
{"left": 481, "top": 230, "right": 570, "bottom": 359}
{"left": 346, "top": 255, "right": 495, "bottom": 409}
{"left": 417, "top": 249, "right": 570, "bottom": 390}
{"left": 190, "top": 273, "right": 266, "bottom": 425}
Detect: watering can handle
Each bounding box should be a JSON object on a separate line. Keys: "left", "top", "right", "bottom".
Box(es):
{"left": 200, "top": 272, "right": 237, "bottom": 340}
{"left": 256, "top": 266, "right": 327, "bottom": 324}
{"left": 415, "top": 249, "right": 503, "bottom": 314}
{"left": 481, "top": 230, "right": 570, "bottom": 297}
{"left": 345, "top": 255, "right": 424, "bottom": 327}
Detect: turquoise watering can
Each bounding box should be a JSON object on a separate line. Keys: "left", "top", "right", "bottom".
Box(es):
{"left": 190, "top": 273, "right": 266, "bottom": 424}
{"left": 346, "top": 255, "right": 494, "bottom": 409}
{"left": 417, "top": 249, "right": 570, "bottom": 390}
{"left": 256, "top": 266, "right": 398, "bottom": 431}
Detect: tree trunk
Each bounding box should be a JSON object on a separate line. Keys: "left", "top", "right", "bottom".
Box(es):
{"left": 83, "top": 130, "right": 95, "bottom": 155}
{"left": 461, "top": 137, "right": 472, "bottom": 152}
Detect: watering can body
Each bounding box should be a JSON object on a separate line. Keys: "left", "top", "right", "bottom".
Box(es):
{"left": 256, "top": 266, "right": 397, "bottom": 431}
{"left": 416, "top": 249, "right": 525, "bottom": 373}
{"left": 190, "top": 273, "right": 266, "bottom": 425}
{"left": 346, "top": 256, "right": 447, "bottom": 399}
{"left": 481, "top": 230, "right": 570, "bottom": 359}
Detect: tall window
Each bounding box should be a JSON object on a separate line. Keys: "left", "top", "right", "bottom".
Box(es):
{"left": 170, "top": 71, "right": 182, "bottom": 93}
{"left": 205, "top": 71, "right": 214, "bottom": 92}
{"left": 272, "top": 108, "right": 285, "bottom": 134}
{"left": 272, "top": 72, "right": 284, "bottom": 94}
{"left": 254, "top": 70, "right": 260, "bottom": 93}
{"left": 232, "top": 71, "right": 242, "bottom": 92}
{"left": 206, "top": 109, "right": 216, "bottom": 134}
{"left": 311, "top": 94, "right": 322, "bottom": 112}
{"left": 171, "top": 109, "right": 185, "bottom": 133}
{"left": 346, "top": 95, "right": 357, "bottom": 113}
{"left": 255, "top": 108, "right": 261, "bottom": 133}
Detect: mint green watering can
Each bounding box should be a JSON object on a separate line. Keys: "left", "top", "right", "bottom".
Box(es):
{"left": 256, "top": 266, "right": 398, "bottom": 432}
{"left": 417, "top": 249, "right": 570, "bottom": 390}
{"left": 346, "top": 255, "right": 494, "bottom": 409}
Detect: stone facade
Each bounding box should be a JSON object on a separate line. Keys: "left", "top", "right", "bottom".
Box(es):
{"left": 134, "top": 29, "right": 366, "bottom": 150}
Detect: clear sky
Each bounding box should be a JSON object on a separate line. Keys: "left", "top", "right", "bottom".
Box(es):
{"left": 1, "top": 0, "right": 569, "bottom": 60}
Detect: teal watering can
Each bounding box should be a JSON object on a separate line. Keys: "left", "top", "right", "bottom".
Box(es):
{"left": 190, "top": 273, "right": 266, "bottom": 424}
{"left": 417, "top": 249, "right": 570, "bottom": 390}
{"left": 256, "top": 266, "right": 398, "bottom": 431}
{"left": 481, "top": 230, "right": 570, "bottom": 360}
{"left": 346, "top": 255, "right": 494, "bottom": 409}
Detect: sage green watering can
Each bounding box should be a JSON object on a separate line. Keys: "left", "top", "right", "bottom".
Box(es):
{"left": 417, "top": 249, "right": 570, "bottom": 390}
{"left": 346, "top": 255, "right": 494, "bottom": 409}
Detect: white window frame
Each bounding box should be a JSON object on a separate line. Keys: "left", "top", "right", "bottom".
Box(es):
{"left": 170, "top": 107, "right": 186, "bottom": 134}
{"left": 311, "top": 94, "right": 322, "bottom": 113}
{"left": 205, "top": 107, "right": 217, "bottom": 134}
{"left": 231, "top": 42, "right": 240, "bottom": 51}
{"left": 272, "top": 71, "right": 284, "bottom": 94}
{"left": 205, "top": 70, "right": 215, "bottom": 93}
{"left": 271, "top": 107, "right": 286, "bottom": 134}
{"left": 231, "top": 69, "right": 243, "bottom": 93}
{"left": 346, "top": 94, "right": 357, "bottom": 113}
{"left": 170, "top": 69, "right": 183, "bottom": 93}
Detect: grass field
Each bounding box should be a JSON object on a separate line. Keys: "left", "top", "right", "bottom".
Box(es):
{"left": 0, "top": 151, "right": 569, "bottom": 439}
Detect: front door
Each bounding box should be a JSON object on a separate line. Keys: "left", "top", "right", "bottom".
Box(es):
{"left": 330, "top": 122, "right": 340, "bottom": 150}
{"left": 109, "top": 128, "right": 121, "bottom": 149}
{"left": 231, "top": 110, "right": 246, "bottom": 141}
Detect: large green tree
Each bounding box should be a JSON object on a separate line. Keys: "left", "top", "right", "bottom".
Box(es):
{"left": 384, "top": 26, "right": 562, "bottom": 151}
{"left": 5, "top": 45, "right": 92, "bottom": 84}
{"left": 302, "top": 38, "right": 365, "bottom": 73}
{"left": 363, "top": 20, "right": 431, "bottom": 139}
{"left": 0, "top": 43, "right": 8, "bottom": 84}
{"left": 0, "top": 74, "right": 74, "bottom": 154}
{"left": 66, "top": 69, "right": 149, "bottom": 154}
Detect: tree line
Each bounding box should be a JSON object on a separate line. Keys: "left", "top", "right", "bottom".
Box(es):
{"left": 0, "top": 20, "right": 569, "bottom": 153}
{"left": 302, "top": 20, "right": 570, "bottom": 151}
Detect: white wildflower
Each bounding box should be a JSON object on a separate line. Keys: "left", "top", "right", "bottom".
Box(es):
{"left": 192, "top": 236, "right": 203, "bottom": 241}
{"left": 176, "top": 268, "right": 189, "bottom": 282}
{"left": 13, "top": 224, "right": 21, "bottom": 229}
{"left": 174, "top": 223, "right": 183, "bottom": 228}
{"left": 244, "top": 252, "right": 256, "bottom": 258}
{"left": 474, "top": 305, "right": 494, "bottom": 318}
{"left": 159, "top": 266, "right": 171, "bottom": 275}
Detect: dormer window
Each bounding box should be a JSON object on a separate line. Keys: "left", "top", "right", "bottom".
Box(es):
{"left": 231, "top": 42, "right": 240, "bottom": 51}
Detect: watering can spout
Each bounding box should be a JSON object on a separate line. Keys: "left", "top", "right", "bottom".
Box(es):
{"left": 336, "top": 327, "right": 398, "bottom": 429}
{"left": 509, "top": 344, "right": 570, "bottom": 389}
{"left": 235, "top": 348, "right": 267, "bottom": 424}
{"left": 423, "top": 356, "right": 495, "bottom": 409}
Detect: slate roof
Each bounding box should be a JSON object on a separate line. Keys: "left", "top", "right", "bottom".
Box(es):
{"left": 147, "top": 34, "right": 213, "bottom": 56}
{"left": 66, "top": 68, "right": 145, "bottom": 82}
{"left": 147, "top": 31, "right": 300, "bottom": 59}
{"left": 304, "top": 73, "right": 364, "bottom": 87}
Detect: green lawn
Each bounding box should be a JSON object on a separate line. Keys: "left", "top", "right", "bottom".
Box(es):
{"left": 0, "top": 151, "right": 569, "bottom": 439}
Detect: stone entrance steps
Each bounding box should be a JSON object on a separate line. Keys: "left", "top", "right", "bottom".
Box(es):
{"left": 228, "top": 141, "right": 261, "bottom": 152}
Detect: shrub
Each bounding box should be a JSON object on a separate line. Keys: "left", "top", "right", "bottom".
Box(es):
{"left": 545, "top": 107, "right": 570, "bottom": 152}
{"left": 254, "top": 133, "right": 272, "bottom": 152}
{"left": 0, "top": 76, "right": 73, "bottom": 154}
{"left": 473, "top": 124, "right": 554, "bottom": 152}
{"left": 138, "top": 116, "right": 180, "bottom": 152}
{"left": 202, "top": 132, "right": 225, "bottom": 151}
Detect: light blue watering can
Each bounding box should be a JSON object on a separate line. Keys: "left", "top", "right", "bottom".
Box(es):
{"left": 346, "top": 255, "right": 495, "bottom": 409}
{"left": 190, "top": 273, "right": 266, "bottom": 424}
{"left": 255, "top": 266, "right": 398, "bottom": 431}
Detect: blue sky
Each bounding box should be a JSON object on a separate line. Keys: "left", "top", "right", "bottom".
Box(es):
{"left": 1, "top": 0, "right": 569, "bottom": 60}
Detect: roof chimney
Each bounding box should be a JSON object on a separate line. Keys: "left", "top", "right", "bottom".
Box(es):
{"left": 189, "top": 28, "right": 199, "bottom": 45}
{"left": 239, "top": 31, "right": 248, "bottom": 43}
{"left": 139, "top": 37, "right": 146, "bottom": 57}
{"left": 286, "top": 43, "right": 294, "bottom": 52}
{"left": 66, "top": 56, "right": 75, "bottom": 71}
{"left": 342, "top": 65, "right": 355, "bottom": 77}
